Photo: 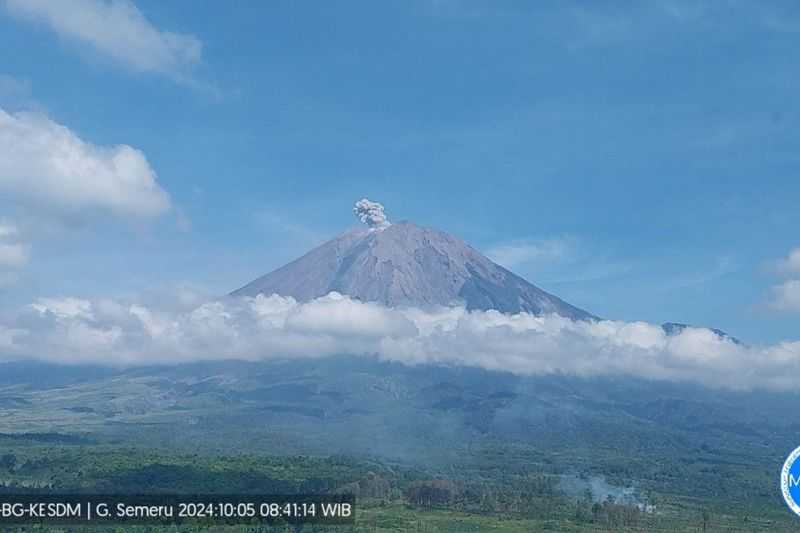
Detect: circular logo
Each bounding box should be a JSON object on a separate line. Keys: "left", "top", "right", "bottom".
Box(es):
{"left": 781, "top": 446, "right": 800, "bottom": 517}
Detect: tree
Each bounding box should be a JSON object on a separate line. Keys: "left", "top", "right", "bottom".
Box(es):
{"left": 405, "top": 480, "right": 457, "bottom": 508}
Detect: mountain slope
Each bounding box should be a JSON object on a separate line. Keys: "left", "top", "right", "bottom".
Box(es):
{"left": 231, "top": 221, "right": 594, "bottom": 320}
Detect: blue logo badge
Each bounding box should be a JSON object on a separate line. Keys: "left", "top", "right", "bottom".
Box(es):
{"left": 781, "top": 446, "right": 800, "bottom": 517}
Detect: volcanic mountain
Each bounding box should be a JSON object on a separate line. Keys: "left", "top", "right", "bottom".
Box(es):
{"left": 231, "top": 202, "right": 594, "bottom": 320}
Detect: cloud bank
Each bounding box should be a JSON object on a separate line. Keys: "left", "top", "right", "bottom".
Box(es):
{"left": 3, "top": 291, "right": 800, "bottom": 391}
{"left": 3, "top": 0, "right": 201, "bottom": 79}
{"left": 0, "top": 108, "right": 170, "bottom": 218}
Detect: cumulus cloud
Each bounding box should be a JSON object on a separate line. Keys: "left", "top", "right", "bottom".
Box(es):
{"left": 3, "top": 291, "right": 800, "bottom": 391}
{"left": 3, "top": 0, "right": 201, "bottom": 80}
{"left": 0, "top": 108, "right": 171, "bottom": 218}
{"left": 354, "top": 198, "right": 390, "bottom": 229}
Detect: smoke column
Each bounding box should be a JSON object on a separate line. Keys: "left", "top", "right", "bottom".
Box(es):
{"left": 353, "top": 198, "right": 390, "bottom": 229}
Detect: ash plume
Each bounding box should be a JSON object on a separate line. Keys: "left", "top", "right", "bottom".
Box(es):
{"left": 354, "top": 198, "right": 390, "bottom": 229}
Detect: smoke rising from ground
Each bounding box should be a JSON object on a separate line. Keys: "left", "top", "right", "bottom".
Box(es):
{"left": 2, "top": 291, "right": 800, "bottom": 391}
{"left": 354, "top": 198, "right": 390, "bottom": 229}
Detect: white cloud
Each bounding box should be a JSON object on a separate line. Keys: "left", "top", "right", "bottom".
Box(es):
{"left": 486, "top": 238, "right": 571, "bottom": 270}
{"left": 770, "top": 280, "right": 800, "bottom": 312}
{"left": 30, "top": 297, "right": 95, "bottom": 320}
{"left": 0, "top": 108, "right": 170, "bottom": 218}
{"left": 4, "top": 291, "right": 800, "bottom": 391}
{"left": 3, "top": 0, "right": 201, "bottom": 79}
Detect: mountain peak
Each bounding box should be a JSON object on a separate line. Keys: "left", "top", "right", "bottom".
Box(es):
{"left": 232, "top": 208, "right": 594, "bottom": 320}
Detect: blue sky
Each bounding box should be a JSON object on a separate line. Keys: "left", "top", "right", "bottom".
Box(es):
{"left": 1, "top": 0, "right": 799, "bottom": 343}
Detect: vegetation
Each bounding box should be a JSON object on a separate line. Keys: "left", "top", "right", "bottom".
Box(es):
{"left": 1, "top": 359, "right": 799, "bottom": 531}
{"left": 0, "top": 435, "right": 794, "bottom": 532}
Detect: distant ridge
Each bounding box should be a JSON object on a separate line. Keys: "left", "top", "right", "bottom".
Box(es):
{"left": 661, "top": 322, "right": 741, "bottom": 345}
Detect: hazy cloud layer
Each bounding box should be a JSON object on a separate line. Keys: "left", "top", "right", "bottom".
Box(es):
{"left": 0, "top": 242, "right": 28, "bottom": 269}
{"left": 3, "top": 0, "right": 201, "bottom": 79}
{"left": 0, "top": 222, "right": 28, "bottom": 286}
{"left": 2, "top": 291, "right": 800, "bottom": 391}
{"left": 0, "top": 108, "right": 171, "bottom": 218}
{"left": 486, "top": 238, "right": 572, "bottom": 270}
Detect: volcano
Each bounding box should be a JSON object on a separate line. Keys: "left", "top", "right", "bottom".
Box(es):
{"left": 231, "top": 200, "right": 594, "bottom": 320}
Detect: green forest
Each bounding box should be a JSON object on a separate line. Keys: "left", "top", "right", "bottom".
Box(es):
{"left": 0, "top": 433, "right": 793, "bottom": 533}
